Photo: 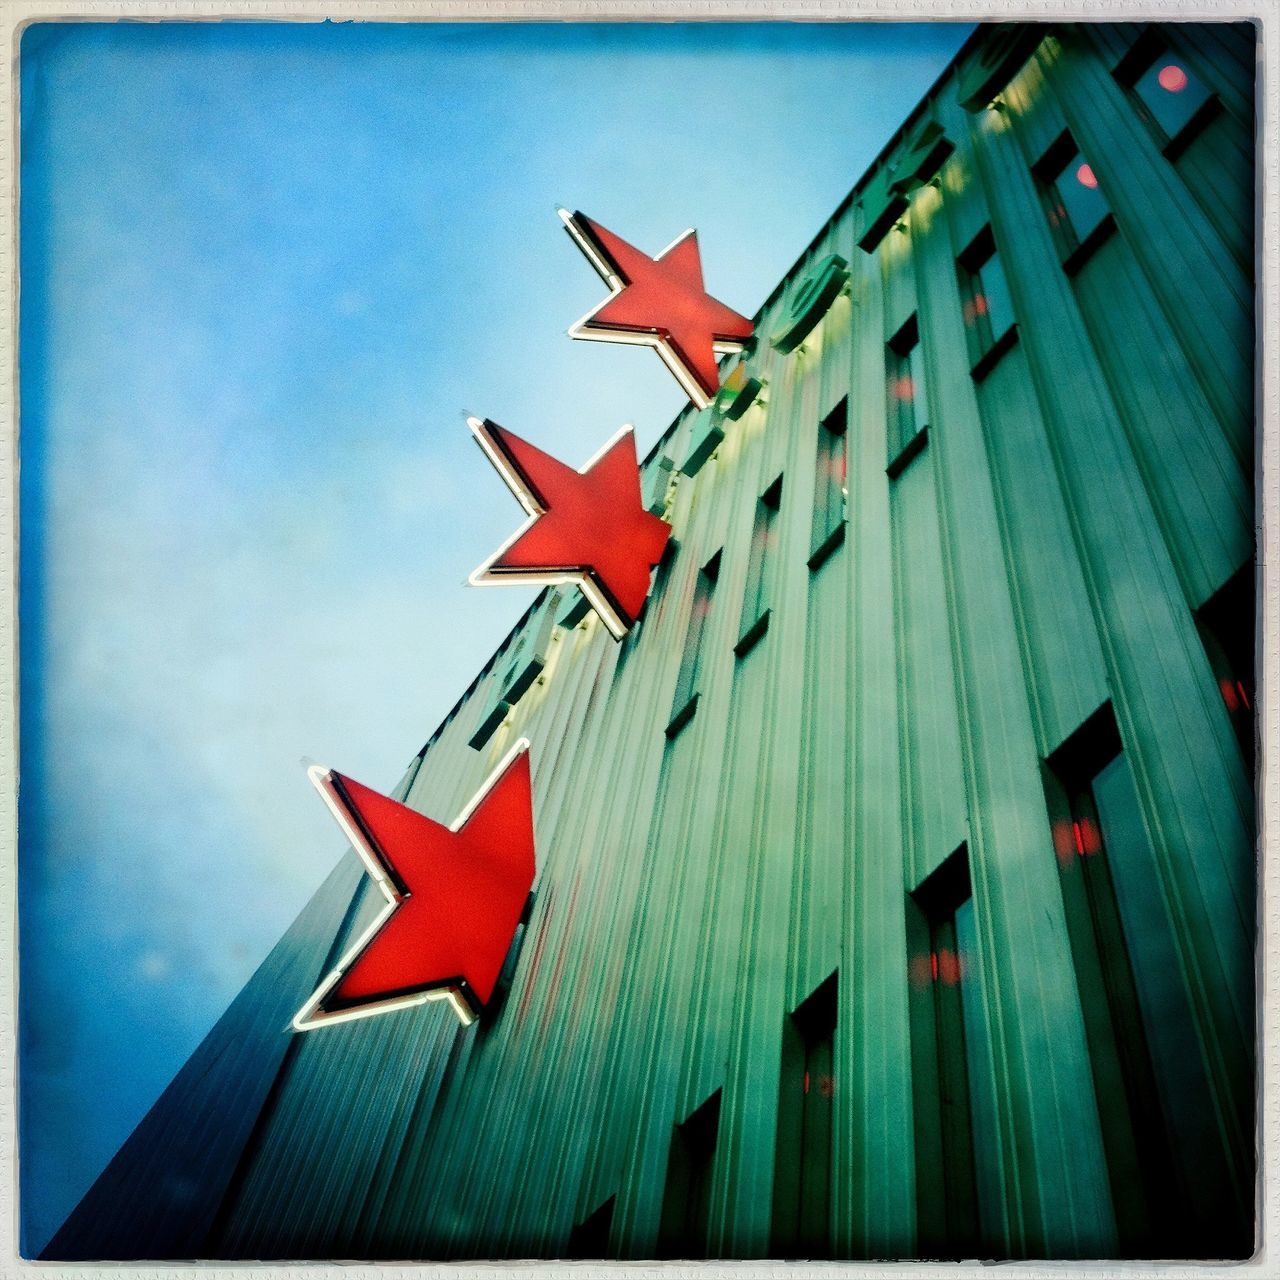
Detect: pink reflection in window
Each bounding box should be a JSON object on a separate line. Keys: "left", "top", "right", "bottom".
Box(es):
{"left": 1220, "top": 678, "right": 1240, "bottom": 713}
{"left": 1158, "top": 63, "right": 1189, "bottom": 93}
{"left": 1051, "top": 818, "right": 1076, "bottom": 868}
{"left": 890, "top": 374, "right": 914, "bottom": 402}
{"left": 1072, "top": 817, "right": 1102, "bottom": 858}
{"left": 930, "top": 948, "right": 962, "bottom": 986}
{"left": 1076, "top": 163, "right": 1098, "bottom": 190}
{"left": 1220, "top": 678, "right": 1251, "bottom": 713}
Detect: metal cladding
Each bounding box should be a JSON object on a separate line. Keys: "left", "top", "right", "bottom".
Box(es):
{"left": 41, "top": 22, "right": 1256, "bottom": 1263}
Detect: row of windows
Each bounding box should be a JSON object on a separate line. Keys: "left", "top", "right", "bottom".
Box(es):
{"left": 557, "top": 37, "right": 1228, "bottom": 754}
{"left": 570, "top": 662, "right": 1252, "bottom": 1257}
{"left": 879, "top": 38, "right": 1220, "bottom": 404}
{"left": 667, "top": 324, "right": 1250, "bottom": 759}
{"left": 663, "top": 412, "right": 848, "bottom": 739}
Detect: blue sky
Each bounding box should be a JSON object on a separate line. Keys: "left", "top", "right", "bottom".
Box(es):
{"left": 18, "top": 18, "right": 972, "bottom": 1253}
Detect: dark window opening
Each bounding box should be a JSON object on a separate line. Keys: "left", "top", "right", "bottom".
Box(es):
{"left": 665, "top": 550, "right": 721, "bottom": 740}
{"left": 886, "top": 314, "right": 931, "bottom": 474}
{"left": 659, "top": 1090, "right": 722, "bottom": 1259}
{"left": 1033, "top": 130, "right": 1116, "bottom": 274}
{"left": 565, "top": 1195, "right": 615, "bottom": 1259}
{"left": 623, "top": 536, "right": 680, "bottom": 662}
{"left": 907, "top": 846, "right": 981, "bottom": 1257}
{"left": 479, "top": 890, "right": 536, "bottom": 1026}
{"left": 957, "top": 226, "right": 1017, "bottom": 380}
{"left": 772, "top": 971, "right": 838, "bottom": 1258}
{"left": 1195, "top": 562, "right": 1255, "bottom": 774}
{"left": 1115, "top": 32, "right": 1219, "bottom": 159}
{"left": 809, "top": 398, "right": 848, "bottom": 571}
{"left": 1042, "top": 702, "right": 1196, "bottom": 1255}
{"left": 737, "top": 474, "right": 783, "bottom": 657}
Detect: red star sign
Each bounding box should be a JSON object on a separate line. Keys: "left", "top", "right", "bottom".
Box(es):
{"left": 560, "top": 209, "right": 755, "bottom": 409}
{"left": 292, "top": 740, "right": 536, "bottom": 1030}
{"left": 469, "top": 417, "right": 671, "bottom": 640}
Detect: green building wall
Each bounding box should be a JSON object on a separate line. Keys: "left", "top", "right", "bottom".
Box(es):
{"left": 44, "top": 21, "right": 1256, "bottom": 1263}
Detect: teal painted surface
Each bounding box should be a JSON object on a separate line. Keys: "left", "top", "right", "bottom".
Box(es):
{"left": 45, "top": 22, "right": 1256, "bottom": 1262}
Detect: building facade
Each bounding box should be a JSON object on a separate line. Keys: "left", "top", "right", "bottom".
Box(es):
{"left": 43, "top": 21, "right": 1256, "bottom": 1262}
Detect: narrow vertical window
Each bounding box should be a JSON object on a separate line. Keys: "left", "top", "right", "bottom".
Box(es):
{"left": 886, "top": 314, "right": 930, "bottom": 477}
{"left": 1115, "top": 33, "right": 1218, "bottom": 157}
{"left": 621, "top": 536, "right": 680, "bottom": 667}
{"left": 809, "top": 398, "right": 848, "bottom": 571}
{"left": 957, "top": 226, "right": 1017, "bottom": 380}
{"left": 566, "top": 1195, "right": 615, "bottom": 1258}
{"left": 1033, "top": 131, "right": 1115, "bottom": 274}
{"left": 1195, "top": 563, "right": 1254, "bottom": 773}
{"left": 737, "top": 474, "right": 783, "bottom": 656}
{"left": 907, "top": 846, "right": 981, "bottom": 1257}
{"left": 772, "top": 972, "right": 837, "bottom": 1257}
{"left": 658, "top": 1090, "right": 721, "bottom": 1259}
{"left": 665, "top": 550, "right": 721, "bottom": 739}
{"left": 1042, "top": 703, "right": 1192, "bottom": 1254}
{"left": 481, "top": 889, "right": 536, "bottom": 1023}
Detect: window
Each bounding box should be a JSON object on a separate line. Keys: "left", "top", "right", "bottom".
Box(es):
{"left": 1042, "top": 703, "right": 1194, "bottom": 1255}
{"left": 957, "top": 226, "right": 1017, "bottom": 380}
{"left": 644, "top": 452, "right": 675, "bottom": 515}
{"left": 626, "top": 536, "right": 680, "bottom": 641}
{"left": 809, "top": 398, "right": 848, "bottom": 571}
{"left": 566, "top": 1196, "right": 615, "bottom": 1258}
{"left": 886, "top": 314, "right": 931, "bottom": 477}
{"left": 907, "top": 846, "right": 982, "bottom": 1257}
{"left": 1116, "top": 33, "right": 1218, "bottom": 158}
{"left": 772, "top": 972, "right": 837, "bottom": 1257}
{"left": 665, "top": 550, "right": 721, "bottom": 739}
{"left": 480, "top": 889, "right": 536, "bottom": 1024}
{"left": 1195, "top": 563, "right": 1254, "bottom": 773}
{"left": 737, "top": 475, "right": 782, "bottom": 657}
{"left": 658, "top": 1090, "right": 721, "bottom": 1258}
{"left": 1033, "top": 131, "right": 1116, "bottom": 275}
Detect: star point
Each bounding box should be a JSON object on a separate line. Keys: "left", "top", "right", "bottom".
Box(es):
{"left": 470, "top": 417, "right": 671, "bottom": 640}
{"left": 562, "top": 210, "right": 755, "bottom": 408}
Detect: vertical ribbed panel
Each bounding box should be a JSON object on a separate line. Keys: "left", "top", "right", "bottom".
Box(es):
{"left": 46, "top": 23, "right": 1256, "bottom": 1263}
{"left": 42, "top": 853, "right": 366, "bottom": 1260}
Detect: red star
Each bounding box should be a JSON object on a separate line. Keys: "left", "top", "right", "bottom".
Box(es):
{"left": 293, "top": 742, "right": 536, "bottom": 1030}
{"left": 561, "top": 209, "right": 755, "bottom": 408}
{"left": 469, "top": 417, "right": 671, "bottom": 640}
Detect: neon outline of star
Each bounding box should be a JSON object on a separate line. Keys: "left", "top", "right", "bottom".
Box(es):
{"left": 559, "top": 208, "right": 754, "bottom": 410}
{"left": 292, "top": 736, "right": 532, "bottom": 1032}
{"left": 467, "top": 416, "right": 667, "bottom": 641}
